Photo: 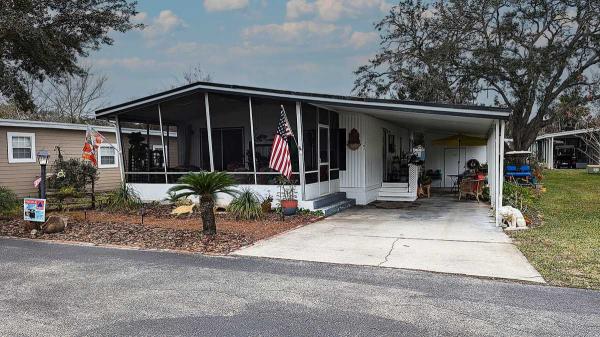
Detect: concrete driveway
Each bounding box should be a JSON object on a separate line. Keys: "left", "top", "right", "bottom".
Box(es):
{"left": 234, "top": 196, "right": 544, "bottom": 283}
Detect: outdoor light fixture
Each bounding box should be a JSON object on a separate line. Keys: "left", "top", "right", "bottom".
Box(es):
{"left": 37, "top": 150, "right": 50, "bottom": 199}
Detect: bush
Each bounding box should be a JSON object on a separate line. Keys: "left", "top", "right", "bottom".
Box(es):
{"left": 48, "top": 158, "right": 98, "bottom": 191}
{"left": 54, "top": 186, "right": 80, "bottom": 211}
{"left": 0, "top": 186, "right": 19, "bottom": 215}
{"left": 503, "top": 182, "right": 537, "bottom": 213}
{"left": 227, "top": 189, "right": 263, "bottom": 220}
{"left": 105, "top": 184, "right": 142, "bottom": 211}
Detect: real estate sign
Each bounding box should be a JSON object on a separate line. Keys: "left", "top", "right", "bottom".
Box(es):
{"left": 24, "top": 198, "right": 46, "bottom": 222}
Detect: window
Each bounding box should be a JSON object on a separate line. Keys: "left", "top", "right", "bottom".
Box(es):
{"left": 7, "top": 132, "right": 35, "bottom": 163}
{"left": 98, "top": 144, "right": 118, "bottom": 168}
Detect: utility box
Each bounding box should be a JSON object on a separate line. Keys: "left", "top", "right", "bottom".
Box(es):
{"left": 587, "top": 165, "right": 600, "bottom": 174}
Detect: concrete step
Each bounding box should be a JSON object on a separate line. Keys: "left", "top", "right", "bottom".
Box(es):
{"left": 378, "top": 187, "right": 409, "bottom": 195}
{"left": 377, "top": 195, "right": 418, "bottom": 202}
{"left": 316, "top": 198, "right": 356, "bottom": 217}
{"left": 382, "top": 182, "right": 408, "bottom": 188}
{"left": 310, "top": 192, "right": 347, "bottom": 209}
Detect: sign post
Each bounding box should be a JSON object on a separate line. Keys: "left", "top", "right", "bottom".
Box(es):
{"left": 24, "top": 198, "right": 46, "bottom": 223}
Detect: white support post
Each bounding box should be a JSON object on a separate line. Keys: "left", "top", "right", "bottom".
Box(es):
{"left": 296, "top": 101, "right": 305, "bottom": 200}
{"left": 494, "top": 120, "right": 500, "bottom": 223}
{"left": 548, "top": 137, "right": 555, "bottom": 169}
{"left": 114, "top": 115, "right": 125, "bottom": 184}
{"left": 248, "top": 97, "right": 257, "bottom": 184}
{"left": 498, "top": 120, "right": 506, "bottom": 224}
{"left": 204, "top": 93, "right": 215, "bottom": 172}
{"left": 157, "top": 104, "right": 168, "bottom": 183}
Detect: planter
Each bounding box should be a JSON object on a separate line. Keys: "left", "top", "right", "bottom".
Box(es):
{"left": 280, "top": 199, "right": 298, "bottom": 216}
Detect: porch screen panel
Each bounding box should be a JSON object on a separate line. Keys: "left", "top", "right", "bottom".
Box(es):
{"left": 329, "top": 110, "right": 340, "bottom": 180}
{"left": 119, "top": 107, "right": 165, "bottom": 184}
{"left": 302, "top": 103, "right": 318, "bottom": 184}
{"left": 208, "top": 93, "right": 255, "bottom": 184}
{"left": 158, "top": 92, "right": 211, "bottom": 183}
{"left": 251, "top": 97, "right": 299, "bottom": 184}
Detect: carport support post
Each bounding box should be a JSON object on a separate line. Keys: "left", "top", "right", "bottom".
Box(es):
{"left": 498, "top": 120, "right": 506, "bottom": 225}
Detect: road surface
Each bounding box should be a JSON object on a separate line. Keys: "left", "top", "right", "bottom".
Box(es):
{"left": 0, "top": 238, "right": 598, "bottom": 336}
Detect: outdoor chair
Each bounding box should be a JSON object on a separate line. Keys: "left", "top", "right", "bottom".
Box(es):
{"left": 458, "top": 178, "right": 484, "bottom": 202}
{"left": 505, "top": 165, "right": 533, "bottom": 185}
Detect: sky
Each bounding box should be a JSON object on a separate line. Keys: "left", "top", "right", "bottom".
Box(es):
{"left": 90, "top": 0, "right": 394, "bottom": 106}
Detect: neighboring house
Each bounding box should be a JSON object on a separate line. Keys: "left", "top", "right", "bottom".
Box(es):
{"left": 531, "top": 129, "right": 600, "bottom": 169}
{"left": 95, "top": 82, "right": 510, "bottom": 222}
{"left": 0, "top": 119, "right": 170, "bottom": 198}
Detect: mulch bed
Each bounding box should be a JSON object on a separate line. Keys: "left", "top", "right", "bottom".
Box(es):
{"left": 0, "top": 209, "right": 321, "bottom": 255}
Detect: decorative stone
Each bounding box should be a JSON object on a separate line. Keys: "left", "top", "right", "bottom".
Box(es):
{"left": 43, "top": 216, "right": 67, "bottom": 234}
{"left": 171, "top": 204, "right": 195, "bottom": 216}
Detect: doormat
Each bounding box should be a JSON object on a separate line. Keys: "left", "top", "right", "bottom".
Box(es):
{"left": 371, "top": 201, "right": 420, "bottom": 209}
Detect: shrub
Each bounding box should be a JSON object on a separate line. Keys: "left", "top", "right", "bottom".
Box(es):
{"left": 0, "top": 186, "right": 19, "bottom": 215}
{"left": 48, "top": 157, "right": 98, "bottom": 191}
{"left": 54, "top": 186, "right": 80, "bottom": 211}
{"left": 227, "top": 189, "right": 263, "bottom": 220}
{"left": 105, "top": 184, "right": 142, "bottom": 211}
{"left": 503, "top": 182, "right": 537, "bottom": 213}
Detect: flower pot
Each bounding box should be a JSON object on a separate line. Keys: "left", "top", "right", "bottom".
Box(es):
{"left": 280, "top": 199, "right": 298, "bottom": 216}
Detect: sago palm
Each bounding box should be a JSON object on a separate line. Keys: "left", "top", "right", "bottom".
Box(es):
{"left": 168, "top": 172, "right": 237, "bottom": 235}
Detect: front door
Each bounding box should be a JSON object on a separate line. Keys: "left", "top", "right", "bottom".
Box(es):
{"left": 318, "top": 124, "right": 330, "bottom": 196}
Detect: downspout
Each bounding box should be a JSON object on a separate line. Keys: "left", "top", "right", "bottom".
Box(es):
{"left": 114, "top": 115, "right": 125, "bottom": 184}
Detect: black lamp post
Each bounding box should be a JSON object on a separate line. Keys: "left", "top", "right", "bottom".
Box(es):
{"left": 37, "top": 150, "right": 50, "bottom": 199}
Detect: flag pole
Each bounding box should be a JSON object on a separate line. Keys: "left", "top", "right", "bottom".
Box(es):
{"left": 281, "top": 105, "right": 301, "bottom": 150}
{"left": 88, "top": 125, "right": 122, "bottom": 153}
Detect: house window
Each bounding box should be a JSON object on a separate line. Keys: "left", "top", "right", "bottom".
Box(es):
{"left": 98, "top": 144, "right": 118, "bottom": 168}
{"left": 7, "top": 132, "right": 36, "bottom": 163}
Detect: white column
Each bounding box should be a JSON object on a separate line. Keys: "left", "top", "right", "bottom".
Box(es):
{"left": 296, "top": 101, "right": 305, "bottom": 200}
{"left": 548, "top": 137, "right": 555, "bottom": 169}
{"left": 248, "top": 97, "right": 257, "bottom": 184}
{"left": 204, "top": 93, "right": 215, "bottom": 172}
{"left": 157, "top": 104, "right": 168, "bottom": 183}
{"left": 498, "top": 120, "right": 506, "bottom": 224}
{"left": 114, "top": 115, "right": 125, "bottom": 184}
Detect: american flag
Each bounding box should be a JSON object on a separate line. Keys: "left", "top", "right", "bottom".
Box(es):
{"left": 269, "top": 106, "right": 294, "bottom": 179}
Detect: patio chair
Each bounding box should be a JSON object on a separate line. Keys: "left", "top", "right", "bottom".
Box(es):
{"left": 458, "top": 178, "right": 484, "bottom": 202}
{"left": 505, "top": 165, "right": 533, "bottom": 186}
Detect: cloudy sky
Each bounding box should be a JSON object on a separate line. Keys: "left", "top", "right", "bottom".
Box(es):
{"left": 90, "top": 0, "right": 393, "bottom": 105}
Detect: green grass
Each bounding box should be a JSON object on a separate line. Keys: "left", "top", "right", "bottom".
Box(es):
{"left": 508, "top": 169, "right": 600, "bottom": 289}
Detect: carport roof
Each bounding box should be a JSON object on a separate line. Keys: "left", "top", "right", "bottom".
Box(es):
{"left": 96, "top": 81, "right": 510, "bottom": 121}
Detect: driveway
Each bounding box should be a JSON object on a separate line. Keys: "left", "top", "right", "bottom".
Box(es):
{"left": 1, "top": 238, "right": 598, "bottom": 336}
{"left": 234, "top": 196, "right": 544, "bottom": 283}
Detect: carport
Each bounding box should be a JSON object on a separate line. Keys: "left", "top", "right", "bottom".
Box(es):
{"left": 234, "top": 195, "right": 544, "bottom": 282}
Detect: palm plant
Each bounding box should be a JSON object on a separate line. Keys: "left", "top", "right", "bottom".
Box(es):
{"left": 168, "top": 172, "right": 237, "bottom": 235}
{"left": 228, "top": 189, "right": 263, "bottom": 220}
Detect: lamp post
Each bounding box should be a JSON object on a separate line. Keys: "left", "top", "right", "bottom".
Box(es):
{"left": 37, "top": 150, "right": 50, "bottom": 199}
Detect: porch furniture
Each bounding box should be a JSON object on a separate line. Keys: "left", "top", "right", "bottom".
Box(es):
{"left": 447, "top": 174, "right": 461, "bottom": 193}
{"left": 418, "top": 184, "right": 431, "bottom": 198}
{"left": 505, "top": 165, "right": 533, "bottom": 185}
{"left": 458, "top": 178, "right": 484, "bottom": 202}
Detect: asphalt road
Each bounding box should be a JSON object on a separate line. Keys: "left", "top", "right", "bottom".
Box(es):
{"left": 0, "top": 238, "right": 598, "bottom": 337}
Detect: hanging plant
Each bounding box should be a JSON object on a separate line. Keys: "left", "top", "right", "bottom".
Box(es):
{"left": 347, "top": 128, "right": 361, "bottom": 150}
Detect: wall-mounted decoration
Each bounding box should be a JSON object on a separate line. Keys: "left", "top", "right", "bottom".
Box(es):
{"left": 347, "top": 128, "right": 361, "bottom": 150}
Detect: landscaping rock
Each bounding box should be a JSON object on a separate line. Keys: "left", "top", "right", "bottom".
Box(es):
{"left": 43, "top": 216, "right": 67, "bottom": 234}
{"left": 171, "top": 204, "right": 195, "bottom": 216}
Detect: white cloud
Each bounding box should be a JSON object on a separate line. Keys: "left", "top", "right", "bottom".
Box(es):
{"left": 243, "top": 21, "right": 343, "bottom": 43}
{"left": 142, "top": 10, "right": 186, "bottom": 40}
{"left": 94, "top": 57, "right": 161, "bottom": 70}
{"left": 204, "top": 0, "right": 249, "bottom": 12}
{"left": 285, "top": 0, "right": 392, "bottom": 21}
{"left": 286, "top": 0, "right": 315, "bottom": 19}
{"left": 132, "top": 11, "right": 148, "bottom": 23}
{"left": 348, "top": 31, "right": 377, "bottom": 48}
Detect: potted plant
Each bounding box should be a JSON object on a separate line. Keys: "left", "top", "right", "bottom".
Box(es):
{"left": 277, "top": 176, "right": 298, "bottom": 216}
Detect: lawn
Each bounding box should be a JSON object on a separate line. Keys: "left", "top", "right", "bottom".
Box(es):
{"left": 509, "top": 169, "right": 600, "bottom": 289}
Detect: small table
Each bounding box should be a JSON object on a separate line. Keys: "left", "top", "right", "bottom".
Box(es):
{"left": 447, "top": 174, "right": 461, "bottom": 193}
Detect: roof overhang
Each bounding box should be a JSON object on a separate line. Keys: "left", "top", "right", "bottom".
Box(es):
{"left": 96, "top": 82, "right": 511, "bottom": 123}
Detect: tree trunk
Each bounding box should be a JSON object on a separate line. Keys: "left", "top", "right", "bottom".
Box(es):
{"left": 200, "top": 196, "right": 216, "bottom": 235}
